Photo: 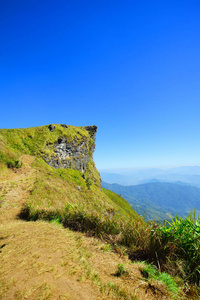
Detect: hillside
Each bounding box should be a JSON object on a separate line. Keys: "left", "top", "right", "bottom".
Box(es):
{"left": 102, "top": 181, "right": 200, "bottom": 221}
{"left": 0, "top": 124, "right": 198, "bottom": 299}
{"left": 0, "top": 124, "right": 141, "bottom": 224}
{"left": 0, "top": 125, "right": 167, "bottom": 300}
{"left": 0, "top": 157, "right": 152, "bottom": 300}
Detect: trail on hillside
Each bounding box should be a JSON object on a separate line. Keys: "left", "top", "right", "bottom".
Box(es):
{"left": 0, "top": 156, "right": 171, "bottom": 300}
{"left": 0, "top": 156, "right": 100, "bottom": 299}
{"left": 0, "top": 155, "right": 36, "bottom": 223}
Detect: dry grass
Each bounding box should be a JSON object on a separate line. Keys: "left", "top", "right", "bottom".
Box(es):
{"left": 1, "top": 220, "right": 174, "bottom": 300}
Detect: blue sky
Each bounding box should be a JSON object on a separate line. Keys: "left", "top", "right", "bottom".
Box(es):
{"left": 0, "top": 0, "right": 200, "bottom": 170}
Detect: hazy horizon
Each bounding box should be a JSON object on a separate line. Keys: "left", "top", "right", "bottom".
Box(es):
{"left": 99, "top": 165, "right": 200, "bottom": 173}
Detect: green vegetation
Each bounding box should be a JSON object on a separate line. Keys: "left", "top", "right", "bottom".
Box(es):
{"left": 115, "top": 263, "right": 129, "bottom": 277}
{"left": 158, "top": 212, "right": 200, "bottom": 284}
{"left": 0, "top": 124, "right": 89, "bottom": 168}
{"left": 124, "top": 210, "right": 200, "bottom": 292}
{"left": 0, "top": 152, "right": 21, "bottom": 169}
{"left": 18, "top": 158, "right": 141, "bottom": 224}
{"left": 85, "top": 177, "right": 92, "bottom": 189}
{"left": 103, "top": 188, "right": 139, "bottom": 220}
{"left": 0, "top": 124, "right": 89, "bottom": 156}
{"left": 100, "top": 243, "right": 112, "bottom": 252}
{"left": 138, "top": 261, "right": 180, "bottom": 298}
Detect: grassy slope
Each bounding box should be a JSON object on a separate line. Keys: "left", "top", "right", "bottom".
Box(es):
{"left": 0, "top": 125, "right": 194, "bottom": 299}
{"left": 0, "top": 158, "right": 183, "bottom": 300}
{"left": 0, "top": 125, "right": 142, "bottom": 224}
{"left": 103, "top": 188, "right": 139, "bottom": 220}
{"left": 22, "top": 158, "right": 142, "bottom": 224}
{"left": 0, "top": 124, "right": 88, "bottom": 158}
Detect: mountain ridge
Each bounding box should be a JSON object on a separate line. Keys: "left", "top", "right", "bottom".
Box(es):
{"left": 100, "top": 167, "right": 200, "bottom": 187}
{"left": 102, "top": 181, "right": 200, "bottom": 221}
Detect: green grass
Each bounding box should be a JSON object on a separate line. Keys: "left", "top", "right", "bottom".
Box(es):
{"left": 18, "top": 157, "right": 145, "bottom": 248}
{"left": 103, "top": 188, "right": 140, "bottom": 220}
{"left": 128, "top": 210, "right": 200, "bottom": 289}
{"left": 115, "top": 263, "right": 129, "bottom": 277}
{"left": 0, "top": 124, "right": 90, "bottom": 170}
{"left": 158, "top": 211, "right": 200, "bottom": 284}
{"left": 139, "top": 261, "right": 180, "bottom": 298}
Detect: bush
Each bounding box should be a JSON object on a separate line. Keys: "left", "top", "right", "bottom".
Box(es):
{"left": 0, "top": 153, "right": 21, "bottom": 169}
{"left": 7, "top": 159, "right": 21, "bottom": 169}
{"left": 158, "top": 211, "right": 200, "bottom": 284}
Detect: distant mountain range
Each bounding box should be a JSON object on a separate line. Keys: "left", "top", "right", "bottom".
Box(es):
{"left": 100, "top": 166, "right": 200, "bottom": 187}
{"left": 102, "top": 181, "right": 200, "bottom": 221}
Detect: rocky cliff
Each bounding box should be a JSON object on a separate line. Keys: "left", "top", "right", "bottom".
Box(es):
{"left": 45, "top": 124, "right": 97, "bottom": 173}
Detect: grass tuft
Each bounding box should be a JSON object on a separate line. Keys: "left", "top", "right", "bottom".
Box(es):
{"left": 115, "top": 263, "right": 129, "bottom": 277}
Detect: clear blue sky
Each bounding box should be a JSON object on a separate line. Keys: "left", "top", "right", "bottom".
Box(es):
{"left": 0, "top": 0, "right": 200, "bottom": 170}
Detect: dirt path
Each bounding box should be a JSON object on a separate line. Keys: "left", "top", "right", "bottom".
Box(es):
{"left": 0, "top": 156, "right": 171, "bottom": 300}
{"left": 0, "top": 155, "right": 36, "bottom": 223}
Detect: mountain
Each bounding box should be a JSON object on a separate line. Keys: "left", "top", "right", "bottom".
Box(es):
{"left": 102, "top": 181, "right": 200, "bottom": 221}
{"left": 100, "top": 167, "right": 200, "bottom": 187}
{"left": 166, "top": 166, "right": 200, "bottom": 175}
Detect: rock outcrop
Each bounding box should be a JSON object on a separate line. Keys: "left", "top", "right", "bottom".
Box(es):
{"left": 45, "top": 125, "right": 97, "bottom": 174}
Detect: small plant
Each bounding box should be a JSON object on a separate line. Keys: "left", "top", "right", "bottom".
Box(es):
{"left": 100, "top": 243, "right": 111, "bottom": 252}
{"left": 7, "top": 159, "right": 21, "bottom": 169}
{"left": 115, "top": 263, "right": 129, "bottom": 277}
{"left": 140, "top": 262, "right": 157, "bottom": 278}
{"left": 139, "top": 262, "right": 180, "bottom": 298}
{"left": 85, "top": 177, "right": 92, "bottom": 189}
{"left": 50, "top": 218, "right": 61, "bottom": 226}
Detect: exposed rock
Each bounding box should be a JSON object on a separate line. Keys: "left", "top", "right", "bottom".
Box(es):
{"left": 48, "top": 124, "right": 56, "bottom": 132}
{"left": 61, "top": 124, "right": 68, "bottom": 129}
{"left": 83, "top": 125, "right": 97, "bottom": 156}
{"left": 45, "top": 125, "right": 98, "bottom": 174}
{"left": 84, "top": 125, "right": 97, "bottom": 139}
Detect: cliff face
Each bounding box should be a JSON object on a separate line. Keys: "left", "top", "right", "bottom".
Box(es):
{"left": 45, "top": 125, "right": 97, "bottom": 173}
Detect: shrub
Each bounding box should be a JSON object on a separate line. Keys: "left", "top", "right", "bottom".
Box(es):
{"left": 158, "top": 211, "right": 200, "bottom": 284}
{"left": 0, "top": 153, "right": 21, "bottom": 169}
